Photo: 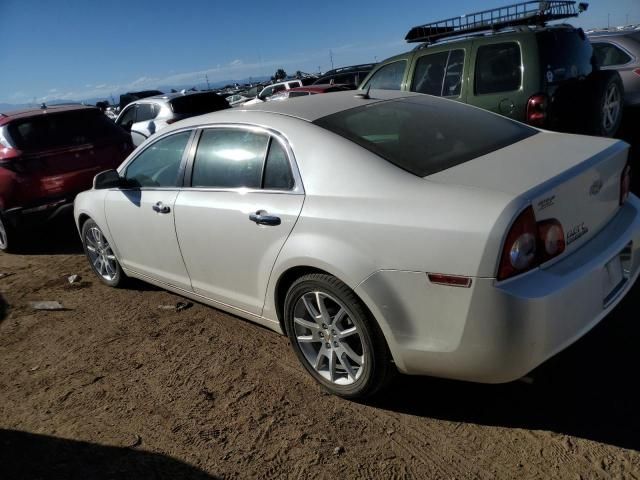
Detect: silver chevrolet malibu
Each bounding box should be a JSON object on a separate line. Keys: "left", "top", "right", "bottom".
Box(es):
{"left": 75, "top": 90, "right": 640, "bottom": 398}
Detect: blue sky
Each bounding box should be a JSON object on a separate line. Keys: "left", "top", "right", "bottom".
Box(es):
{"left": 0, "top": 0, "right": 638, "bottom": 105}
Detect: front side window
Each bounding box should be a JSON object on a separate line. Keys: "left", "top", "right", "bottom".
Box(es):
{"left": 411, "top": 51, "right": 449, "bottom": 96}
{"left": 475, "top": 42, "right": 522, "bottom": 94}
{"left": 364, "top": 61, "right": 407, "bottom": 90}
{"left": 191, "top": 129, "right": 269, "bottom": 189}
{"left": 124, "top": 131, "right": 191, "bottom": 188}
{"left": 592, "top": 42, "right": 632, "bottom": 67}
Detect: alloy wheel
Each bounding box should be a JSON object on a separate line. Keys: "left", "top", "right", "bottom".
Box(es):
{"left": 292, "top": 291, "right": 365, "bottom": 385}
{"left": 84, "top": 226, "right": 118, "bottom": 281}
{"left": 603, "top": 83, "right": 621, "bottom": 133}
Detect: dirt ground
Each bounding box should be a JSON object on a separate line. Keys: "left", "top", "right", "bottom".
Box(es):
{"left": 2, "top": 111, "right": 640, "bottom": 479}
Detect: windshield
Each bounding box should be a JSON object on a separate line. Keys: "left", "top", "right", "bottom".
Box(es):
{"left": 313, "top": 96, "right": 537, "bottom": 177}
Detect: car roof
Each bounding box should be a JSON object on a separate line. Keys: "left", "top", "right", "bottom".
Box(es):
{"left": 134, "top": 90, "right": 223, "bottom": 104}
{"left": 587, "top": 28, "right": 640, "bottom": 39}
{"left": 171, "top": 90, "right": 423, "bottom": 128}
{"left": 0, "top": 104, "right": 97, "bottom": 125}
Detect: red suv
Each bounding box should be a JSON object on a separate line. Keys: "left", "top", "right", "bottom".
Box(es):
{"left": 0, "top": 104, "right": 133, "bottom": 251}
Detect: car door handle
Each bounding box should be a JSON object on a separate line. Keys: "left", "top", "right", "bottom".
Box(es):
{"left": 249, "top": 210, "right": 281, "bottom": 226}
{"left": 152, "top": 201, "right": 171, "bottom": 214}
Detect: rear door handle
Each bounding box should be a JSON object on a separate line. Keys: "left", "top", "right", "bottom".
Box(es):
{"left": 152, "top": 201, "right": 171, "bottom": 214}
{"left": 249, "top": 210, "right": 281, "bottom": 226}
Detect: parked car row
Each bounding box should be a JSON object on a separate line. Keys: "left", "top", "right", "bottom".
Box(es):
{"left": 1, "top": 1, "right": 639, "bottom": 399}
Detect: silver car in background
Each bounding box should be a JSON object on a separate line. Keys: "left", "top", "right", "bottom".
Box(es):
{"left": 115, "top": 91, "right": 229, "bottom": 146}
{"left": 589, "top": 28, "right": 640, "bottom": 106}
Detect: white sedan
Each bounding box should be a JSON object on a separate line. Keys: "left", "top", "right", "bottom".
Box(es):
{"left": 74, "top": 90, "right": 640, "bottom": 398}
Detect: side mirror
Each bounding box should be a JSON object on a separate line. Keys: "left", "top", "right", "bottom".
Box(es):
{"left": 93, "top": 169, "right": 124, "bottom": 189}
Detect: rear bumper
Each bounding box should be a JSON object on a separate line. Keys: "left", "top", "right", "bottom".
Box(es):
{"left": 3, "top": 197, "right": 75, "bottom": 228}
{"left": 356, "top": 195, "right": 640, "bottom": 383}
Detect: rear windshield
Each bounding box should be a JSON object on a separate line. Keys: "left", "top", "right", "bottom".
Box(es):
{"left": 537, "top": 30, "right": 594, "bottom": 84}
{"left": 8, "top": 109, "right": 125, "bottom": 151}
{"left": 313, "top": 96, "right": 537, "bottom": 177}
{"left": 169, "top": 92, "right": 229, "bottom": 115}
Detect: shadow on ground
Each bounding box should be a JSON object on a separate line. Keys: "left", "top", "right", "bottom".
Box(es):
{"left": 0, "top": 429, "right": 218, "bottom": 480}
{"left": 619, "top": 106, "right": 640, "bottom": 194}
{"left": 13, "top": 214, "right": 83, "bottom": 255}
{"left": 371, "top": 275, "right": 640, "bottom": 451}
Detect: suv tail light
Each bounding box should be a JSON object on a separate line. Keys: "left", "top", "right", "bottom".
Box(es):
{"left": 498, "top": 207, "right": 566, "bottom": 281}
{"left": 526, "top": 94, "right": 548, "bottom": 127}
{"left": 620, "top": 164, "right": 632, "bottom": 205}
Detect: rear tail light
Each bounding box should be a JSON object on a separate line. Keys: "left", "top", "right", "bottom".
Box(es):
{"left": 620, "top": 164, "right": 632, "bottom": 205}
{"left": 526, "top": 94, "right": 548, "bottom": 127}
{"left": 498, "top": 207, "right": 566, "bottom": 281}
{"left": 634, "top": 68, "right": 640, "bottom": 77}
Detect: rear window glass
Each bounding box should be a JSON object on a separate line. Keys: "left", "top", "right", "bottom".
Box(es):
{"left": 8, "top": 109, "right": 125, "bottom": 151}
{"left": 313, "top": 96, "right": 537, "bottom": 177}
{"left": 592, "top": 42, "right": 632, "bottom": 66}
{"left": 475, "top": 42, "right": 522, "bottom": 94}
{"left": 170, "top": 93, "right": 228, "bottom": 115}
{"left": 537, "top": 30, "right": 594, "bottom": 83}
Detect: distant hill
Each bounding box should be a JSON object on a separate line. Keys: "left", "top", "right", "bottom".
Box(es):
{"left": 0, "top": 75, "right": 272, "bottom": 113}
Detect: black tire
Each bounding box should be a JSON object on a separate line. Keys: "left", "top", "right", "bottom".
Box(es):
{"left": 81, "top": 219, "right": 125, "bottom": 287}
{"left": 589, "top": 71, "right": 624, "bottom": 137}
{"left": 0, "top": 213, "right": 17, "bottom": 253}
{"left": 284, "top": 273, "right": 394, "bottom": 399}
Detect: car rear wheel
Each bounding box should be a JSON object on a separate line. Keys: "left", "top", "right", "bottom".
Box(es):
{"left": 81, "top": 219, "right": 124, "bottom": 287}
{"left": 591, "top": 72, "right": 624, "bottom": 137}
{"left": 0, "top": 214, "right": 16, "bottom": 253}
{"left": 284, "top": 273, "right": 394, "bottom": 399}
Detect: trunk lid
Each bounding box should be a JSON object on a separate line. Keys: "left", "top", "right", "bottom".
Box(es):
{"left": 428, "top": 131, "right": 629, "bottom": 256}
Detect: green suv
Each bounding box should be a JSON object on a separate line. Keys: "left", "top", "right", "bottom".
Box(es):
{"left": 360, "top": 2, "right": 624, "bottom": 137}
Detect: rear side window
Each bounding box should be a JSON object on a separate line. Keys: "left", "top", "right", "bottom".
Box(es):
{"left": 592, "top": 42, "right": 632, "bottom": 66}
{"left": 537, "top": 30, "right": 594, "bottom": 83}
{"left": 475, "top": 42, "right": 522, "bottom": 94}
{"left": 136, "top": 104, "right": 156, "bottom": 122}
{"left": 170, "top": 93, "right": 228, "bottom": 115}
{"left": 313, "top": 96, "right": 537, "bottom": 177}
{"left": 364, "top": 61, "right": 407, "bottom": 90}
{"left": 124, "top": 131, "right": 191, "bottom": 188}
{"left": 263, "top": 140, "right": 294, "bottom": 190}
{"left": 8, "top": 109, "right": 125, "bottom": 151}
{"left": 412, "top": 52, "right": 448, "bottom": 95}
{"left": 192, "top": 129, "right": 268, "bottom": 189}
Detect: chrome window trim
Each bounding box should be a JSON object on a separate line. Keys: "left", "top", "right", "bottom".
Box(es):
{"left": 185, "top": 123, "right": 305, "bottom": 195}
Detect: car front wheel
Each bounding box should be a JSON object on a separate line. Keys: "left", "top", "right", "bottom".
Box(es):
{"left": 284, "top": 273, "right": 394, "bottom": 399}
{"left": 0, "top": 214, "right": 16, "bottom": 253}
{"left": 81, "top": 219, "right": 124, "bottom": 287}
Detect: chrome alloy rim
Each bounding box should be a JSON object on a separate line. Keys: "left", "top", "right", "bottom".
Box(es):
{"left": 603, "top": 83, "right": 621, "bottom": 132}
{"left": 293, "top": 291, "right": 365, "bottom": 385}
{"left": 84, "top": 227, "right": 117, "bottom": 281}
{"left": 0, "top": 217, "right": 7, "bottom": 249}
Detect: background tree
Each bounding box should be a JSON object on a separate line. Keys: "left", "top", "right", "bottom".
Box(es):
{"left": 273, "top": 68, "right": 287, "bottom": 81}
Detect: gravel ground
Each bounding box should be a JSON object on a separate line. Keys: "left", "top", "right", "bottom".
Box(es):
{"left": 1, "top": 109, "right": 639, "bottom": 479}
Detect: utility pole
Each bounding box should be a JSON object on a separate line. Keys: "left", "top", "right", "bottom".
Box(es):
{"left": 608, "top": 13, "right": 610, "bottom": 29}
{"left": 205, "top": 74, "right": 210, "bottom": 90}
{"left": 329, "top": 50, "right": 334, "bottom": 70}
{"left": 626, "top": 13, "right": 630, "bottom": 25}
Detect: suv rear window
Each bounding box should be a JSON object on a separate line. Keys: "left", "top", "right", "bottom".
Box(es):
{"left": 475, "top": 42, "right": 522, "bottom": 94}
{"left": 169, "top": 92, "right": 229, "bottom": 115}
{"left": 537, "top": 30, "right": 594, "bottom": 84}
{"left": 313, "top": 96, "right": 537, "bottom": 177}
{"left": 8, "top": 109, "right": 125, "bottom": 151}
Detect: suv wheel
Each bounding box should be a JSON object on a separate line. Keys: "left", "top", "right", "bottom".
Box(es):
{"left": 284, "top": 273, "right": 394, "bottom": 399}
{"left": 591, "top": 72, "right": 624, "bottom": 137}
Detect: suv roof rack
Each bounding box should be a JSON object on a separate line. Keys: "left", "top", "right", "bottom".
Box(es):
{"left": 405, "top": 1, "right": 589, "bottom": 44}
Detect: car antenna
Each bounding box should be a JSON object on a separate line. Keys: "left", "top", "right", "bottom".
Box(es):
{"left": 354, "top": 84, "right": 372, "bottom": 99}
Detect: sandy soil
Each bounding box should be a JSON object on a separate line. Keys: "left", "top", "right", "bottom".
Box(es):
{"left": 1, "top": 110, "right": 640, "bottom": 479}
